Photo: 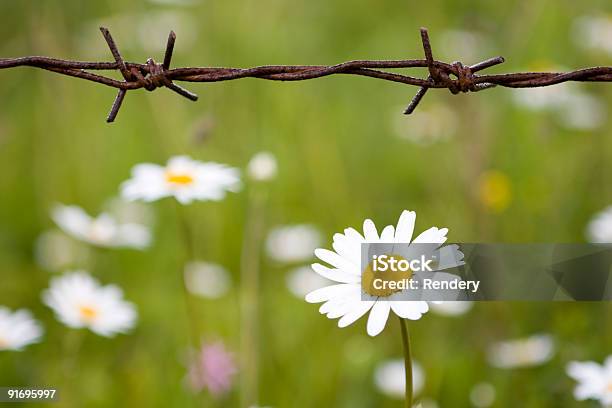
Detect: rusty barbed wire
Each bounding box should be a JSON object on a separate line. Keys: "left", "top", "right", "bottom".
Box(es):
{"left": 1, "top": 26, "right": 612, "bottom": 122}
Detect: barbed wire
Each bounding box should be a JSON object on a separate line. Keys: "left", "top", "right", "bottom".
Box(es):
{"left": 1, "top": 27, "right": 611, "bottom": 122}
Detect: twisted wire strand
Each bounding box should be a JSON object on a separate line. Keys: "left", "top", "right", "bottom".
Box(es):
{"left": 1, "top": 26, "right": 611, "bottom": 122}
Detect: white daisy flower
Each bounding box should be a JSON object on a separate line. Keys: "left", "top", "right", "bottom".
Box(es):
{"left": 438, "top": 29, "right": 491, "bottom": 62}
{"left": 42, "top": 272, "right": 137, "bottom": 337}
{"left": 587, "top": 206, "right": 612, "bottom": 243}
{"left": 285, "top": 265, "right": 332, "bottom": 299}
{"left": 567, "top": 356, "right": 612, "bottom": 406}
{"left": 573, "top": 15, "right": 612, "bottom": 55}
{"left": 487, "top": 334, "right": 555, "bottom": 369}
{"left": 428, "top": 301, "right": 473, "bottom": 317}
{"left": 512, "top": 83, "right": 605, "bottom": 130}
{"left": 0, "top": 307, "right": 43, "bottom": 351}
{"left": 373, "top": 358, "right": 424, "bottom": 398}
{"left": 121, "top": 155, "right": 241, "bottom": 205}
{"left": 392, "top": 103, "right": 457, "bottom": 146}
{"left": 52, "top": 204, "right": 151, "bottom": 249}
{"left": 305, "top": 210, "right": 464, "bottom": 336}
{"left": 247, "top": 151, "right": 278, "bottom": 181}
{"left": 184, "top": 261, "right": 231, "bottom": 299}
{"left": 266, "top": 224, "right": 322, "bottom": 263}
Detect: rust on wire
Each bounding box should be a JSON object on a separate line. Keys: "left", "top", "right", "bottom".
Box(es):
{"left": 0, "top": 26, "right": 611, "bottom": 122}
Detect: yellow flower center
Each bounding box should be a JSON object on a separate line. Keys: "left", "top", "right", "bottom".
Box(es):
{"left": 607, "top": 381, "right": 612, "bottom": 393}
{"left": 361, "top": 254, "right": 413, "bottom": 297}
{"left": 79, "top": 305, "right": 98, "bottom": 321}
{"left": 165, "top": 172, "right": 194, "bottom": 185}
{"left": 0, "top": 337, "right": 7, "bottom": 349}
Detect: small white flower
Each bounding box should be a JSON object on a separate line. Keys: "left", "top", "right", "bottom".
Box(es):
{"left": 469, "top": 382, "right": 496, "bottom": 408}
{"left": 587, "top": 206, "right": 612, "bottom": 243}
{"left": 121, "top": 155, "right": 241, "bottom": 205}
{"left": 373, "top": 358, "right": 424, "bottom": 398}
{"left": 184, "top": 261, "right": 231, "bottom": 299}
{"left": 266, "top": 224, "right": 322, "bottom": 263}
{"left": 573, "top": 15, "right": 612, "bottom": 55}
{"left": 512, "top": 83, "right": 605, "bottom": 130}
{"left": 285, "top": 265, "right": 332, "bottom": 299}
{"left": 247, "top": 151, "right": 277, "bottom": 181}
{"left": 428, "top": 301, "right": 473, "bottom": 317}
{"left": 52, "top": 204, "right": 151, "bottom": 249}
{"left": 512, "top": 83, "right": 572, "bottom": 110}
{"left": 487, "top": 334, "right": 554, "bottom": 369}
{"left": 0, "top": 307, "right": 43, "bottom": 351}
{"left": 305, "top": 210, "right": 464, "bottom": 336}
{"left": 42, "top": 272, "right": 137, "bottom": 337}
{"left": 567, "top": 356, "right": 612, "bottom": 406}
{"left": 438, "top": 29, "right": 491, "bottom": 63}
{"left": 392, "top": 103, "right": 457, "bottom": 145}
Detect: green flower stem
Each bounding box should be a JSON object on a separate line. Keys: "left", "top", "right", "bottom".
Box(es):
{"left": 175, "top": 203, "right": 202, "bottom": 348}
{"left": 240, "top": 186, "right": 267, "bottom": 408}
{"left": 399, "top": 317, "right": 413, "bottom": 408}
{"left": 61, "top": 329, "right": 84, "bottom": 406}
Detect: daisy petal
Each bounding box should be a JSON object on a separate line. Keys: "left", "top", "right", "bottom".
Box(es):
{"left": 305, "top": 284, "right": 354, "bottom": 303}
{"left": 395, "top": 210, "right": 416, "bottom": 243}
{"left": 363, "top": 219, "right": 379, "bottom": 242}
{"left": 412, "top": 227, "right": 448, "bottom": 244}
{"left": 380, "top": 225, "right": 395, "bottom": 242}
{"left": 338, "top": 301, "right": 375, "bottom": 328}
{"left": 314, "top": 248, "right": 360, "bottom": 273}
{"left": 312, "top": 263, "right": 360, "bottom": 283}
{"left": 366, "top": 301, "right": 391, "bottom": 336}
{"left": 391, "top": 301, "right": 429, "bottom": 320}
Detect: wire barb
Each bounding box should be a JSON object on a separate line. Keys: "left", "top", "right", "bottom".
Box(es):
{"left": 1, "top": 27, "right": 611, "bottom": 123}
{"left": 98, "top": 26, "right": 197, "bottom": 122}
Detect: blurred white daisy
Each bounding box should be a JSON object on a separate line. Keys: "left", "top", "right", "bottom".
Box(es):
{"left": 586, "top": 206, "right": 612, "bottom": 243}
{"left": 567, "top": 356, "right": 612, "bottom": 406}
{"left": 35, "top": 230, "right": 88, "bottom": 271}
{"left": 0, "top": 307, "right": 43, "bottom": 351}
{"left": 121, "top": 155, "right": 241, "bottom": 205}
{"left": 78, "top": 12, "right": 197, "bottom": 59}
{"left": 573, "top": 15, "right": 612, "bottom": 55}
{"left": 285, "top": 265, "right": 332, "bottom": 299}
{"left": 266, "top": 224, "right": 322, "bottom": 263}
{"left": 373, "top": 358, "right": 424, "bottom": 398}
{"left": 184, "top": 261, "right": 231, "bottom": 299}
{"left": 428, "top": 301, "right": 473, "bottom": 317}
{"left": 438, "top": 29, "right": 491, "bottom": 64}
{"left": 247, "top": 151, "right": 278, "bottom": 181}
{"left": 512, "top": 83, "right": 605, "bottom": 130}
{"left": 392, "top": 103, "right": 457, "bottom": 145}
{"left": 512, "top": 81, "right": 572, "bottom": 110}
{"left": 42, "top": 272, "right": 137, "bottom": 337}
{"left": 305, "top": 210, "right": 464, "bottom": 336}
{"left": 52, "top": 204, "right": 151, "bottom": 249}
{"left": 469, "top": 382, "right": 496, "bottom": 408}
{"left": 487, "top": 334, "right": 554, "bottom": 369}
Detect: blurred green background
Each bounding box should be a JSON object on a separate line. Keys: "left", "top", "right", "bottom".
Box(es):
{"left": 1, "top": 0, "right": 611, "bottom": 407}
